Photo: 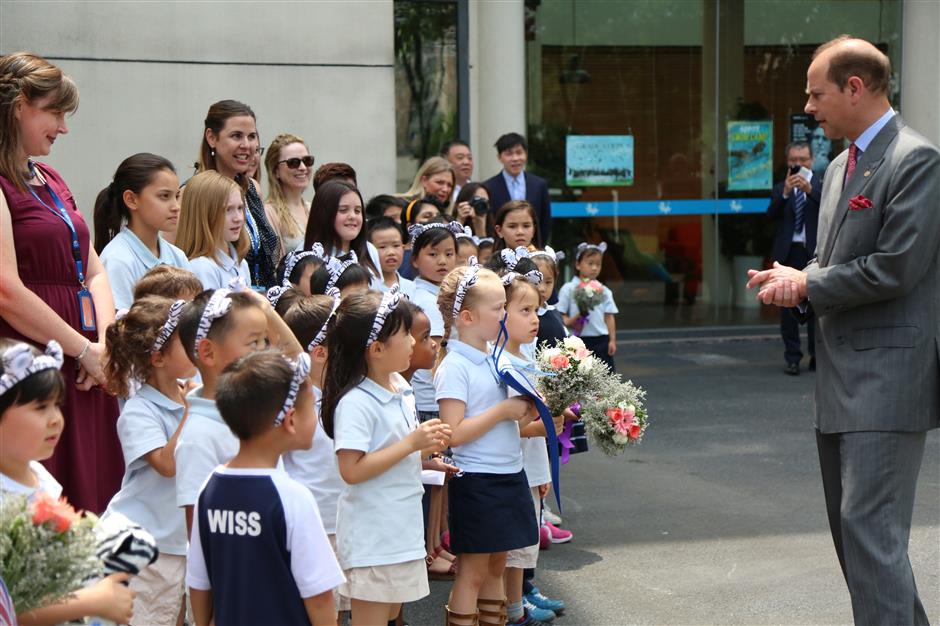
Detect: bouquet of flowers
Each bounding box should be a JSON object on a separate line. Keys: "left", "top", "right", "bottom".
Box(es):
{"left": 534, "top": 336, "right": 613, "bottom": 416}
{"left": 581, "top": 378, "right": 649, "bottom": 456}
{"left": 571, "top": 280, "right": 606, "bottom": 335}
{"left": 0, "top": 492, "right": 99, "bottom": 613}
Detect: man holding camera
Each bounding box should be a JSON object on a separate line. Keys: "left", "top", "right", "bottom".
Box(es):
{"left": 766, "top": 141, "right": 822, "bottom": 375}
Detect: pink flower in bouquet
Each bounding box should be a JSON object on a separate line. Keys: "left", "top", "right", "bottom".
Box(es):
{"left": 607, "top": 406, "right": 638, "bottom": 438}
{"left": 575, "top": 347, "right": 590, "bottom": 359}
{"left": 550, "top": 354, "right": 570, "bottom": 370}
{"left": 588, "top": 280, "right": 603, "bottom": 291}
{"left": 31, "top": 492, "right": 79, "bottom": 533}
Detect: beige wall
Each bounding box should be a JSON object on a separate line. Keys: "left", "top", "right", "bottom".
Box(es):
{"left": 0, "top": 0, "right": 397, "bottom": 227}
{"left": 901, "top": 0, "right": 940, "bottom": 146}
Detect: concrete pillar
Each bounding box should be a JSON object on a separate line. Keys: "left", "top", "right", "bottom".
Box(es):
{"left": 901, "top": 0, "right": 940, "bottom": 147}
{"left": 471, "top": 0, "right": 526, "bottom": 180}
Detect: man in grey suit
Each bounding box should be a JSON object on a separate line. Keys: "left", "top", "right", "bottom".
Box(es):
{"left": 747, "top": 36, "right": 938, "bottom": 625}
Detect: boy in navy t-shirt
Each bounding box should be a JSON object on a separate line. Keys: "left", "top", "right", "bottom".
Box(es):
{"left": 186, "top": 351, "right": 345, "bottom": 626}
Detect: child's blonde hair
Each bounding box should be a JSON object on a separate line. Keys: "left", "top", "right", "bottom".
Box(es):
{"left": 177, "top": 170, "right": 249, "bottom": 264}
{"left": 435, "top": 266, "right": 500, "bottom": 368}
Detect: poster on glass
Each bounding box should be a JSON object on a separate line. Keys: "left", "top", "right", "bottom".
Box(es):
{"left": 566, "top": 135, "right": 634, "bottom": 187}
{"left": 727, "top": 121, "right": 772, "bottom": 191}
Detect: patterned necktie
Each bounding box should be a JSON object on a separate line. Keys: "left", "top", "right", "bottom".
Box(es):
{"left": 844, "top": 143, "right": 859, "bottom": 187}
{"left": 794, "top": 188, "right": 806, "bottom": 235}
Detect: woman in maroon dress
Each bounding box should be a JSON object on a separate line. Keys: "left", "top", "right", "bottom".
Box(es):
{"left": 0, "top": 52, "right": 123, "bottom": 513}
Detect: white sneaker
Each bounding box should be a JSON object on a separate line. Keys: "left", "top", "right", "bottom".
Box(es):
{"left": 542, "top": 505, "right": 562, "bottom": 526}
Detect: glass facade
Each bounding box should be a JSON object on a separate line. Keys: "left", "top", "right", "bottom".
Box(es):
{"left": 525, "top": 0, "right": 903, "bottom": 328}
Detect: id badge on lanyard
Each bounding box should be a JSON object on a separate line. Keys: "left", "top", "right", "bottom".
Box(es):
{"left": 28, "top": 163, "right": 97, "bottom": 332}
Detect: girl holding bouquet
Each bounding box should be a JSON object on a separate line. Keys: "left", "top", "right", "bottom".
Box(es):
{"left": 434, "top": 265, "right": 539, "bottom": 626}
{"left": 556, "top": 242, "right": 618, "bottom": 373}
{"left": 0, "top": 339, "right": 135, "bottom": 624}
{"left": 495, "top": 260, "right": 568, "bottom": 625}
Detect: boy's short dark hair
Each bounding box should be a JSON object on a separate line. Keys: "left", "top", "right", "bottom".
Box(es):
{"left": 368, "top": 216, "right": 405, "bottom": 243}
{"left": 440, "top": 139, "right": 470, "bottom": 158}
{"left": 133, "top": 265, "right": 203, "bottom": 301}
{"left": 178, "top": 290, "right": 262, "bottom": 363}
{"left": 365, "top": 194, "right": 407, "bottom": 220}
{"left": 216, "top": 351, "right": 294, "bottom": 440}
{"left": 494, "top": 133, "right": 527, "bottom": 155}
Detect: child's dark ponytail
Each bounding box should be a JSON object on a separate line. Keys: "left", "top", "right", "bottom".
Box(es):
{"left": 104, "top": 296, "right": 176, "bottom": 397}
{"left": 93, "top": 153, "right": 176, "bottom": 254}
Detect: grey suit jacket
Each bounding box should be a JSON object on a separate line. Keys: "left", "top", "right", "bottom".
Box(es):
{"left": 805, "top": 115, "right": 940, "bottom": 433}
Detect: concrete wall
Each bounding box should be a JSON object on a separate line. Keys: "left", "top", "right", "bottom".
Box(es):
{"left": 901, "top": 0, "right": 940, "bottom": 147}
{"left": 0, "top": 0, "right": 397, "bottom": 226}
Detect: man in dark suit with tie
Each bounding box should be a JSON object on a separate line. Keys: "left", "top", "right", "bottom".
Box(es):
{"left": 748, "top": 36, "right": 938, "bottom": 625}
{"left": 482, "top": 133, "right": 552, "bottom": 246}
{"left": 766, "top": 141, "right": 822, "bottom": 375}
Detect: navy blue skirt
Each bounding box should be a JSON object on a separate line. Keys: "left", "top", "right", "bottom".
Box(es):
{"left": 447, "top": 470, "right": 539, "bottom": 554}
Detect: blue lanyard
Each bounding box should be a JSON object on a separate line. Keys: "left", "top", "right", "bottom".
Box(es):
{"left": 492, "top": 317, "right": 563, "bottom": 512}
{"left": 26, "top": 162, "right": 86, "bottom": 288}
{"left": 243, "top": 205, "right": 261, "bottom": 283}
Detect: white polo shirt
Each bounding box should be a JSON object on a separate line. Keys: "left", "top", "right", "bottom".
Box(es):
{"left": 0, "top": 461, "right": 62, "bottom": 500}
{"left": 174, "top": 386, "right": 240, "bottom": 508}
{"left": 100, "top": 228, "right": 192, "bottom": 310}
{"left": 333, "top": 374, "right": 425, "bottom": 569}
{"left": 505, "top": 352, "right": 551, "bottom": 487}
{"left": 283, "top": 386, "right": 344, "bottom": 534}
{"left": 376, "top": 273, "right": 417, "bottom": 300}
{"left": 410, "top": 277, "right": 444, "bottom": 412}
{"left": 105, "top": 384, "right": 188, "bottom": 554}
{"left": 556, "top": 277, "right": 619, "bottom": 338}
{"left": 435, "top": 340, "right": 523, "bottom": 474}
{"left": 190, "top": 245, "right": 251, "bottom": 291}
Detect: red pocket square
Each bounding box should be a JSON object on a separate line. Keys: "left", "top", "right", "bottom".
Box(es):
{"left": 848, "top": 195, "right": 873, "bottom": 211}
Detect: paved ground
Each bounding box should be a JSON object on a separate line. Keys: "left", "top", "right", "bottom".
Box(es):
{"left": 405, "top": 337, "right": 940, "bottom": 625}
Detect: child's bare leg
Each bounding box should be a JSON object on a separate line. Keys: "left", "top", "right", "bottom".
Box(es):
{"left": 448, "top": 553, "right": 492, "bottom": 613}
{"left": 350, "top": 599, "right": 398, "bottom": 626}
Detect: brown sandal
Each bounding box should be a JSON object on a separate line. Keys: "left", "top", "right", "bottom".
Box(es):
{"left": 426, "top": 546, "right": 458, "bottom": 580}
{"left": 477, "top": 598, "right": 507, "bottom": 626}
{"left": 444, "top": 604, "right": 479, "bottom": 626}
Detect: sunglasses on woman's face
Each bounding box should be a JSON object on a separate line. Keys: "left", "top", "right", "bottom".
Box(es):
{"left": 278, "top": 156, "right": 315, "bottom": 169}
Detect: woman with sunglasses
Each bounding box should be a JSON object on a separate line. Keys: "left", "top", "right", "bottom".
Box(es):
{"left": 192, "top": 99, "right": 280, "bottom": 289}
{"left": 264, "top": 133, "right": 314, "bottom": 256}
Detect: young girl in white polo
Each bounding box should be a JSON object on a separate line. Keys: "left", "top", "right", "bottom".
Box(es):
{"left": 434, "top": 264, "right": 539, "bottom": 626}
{"left": 319, "top": 288, "right": 452, "bottom": 626}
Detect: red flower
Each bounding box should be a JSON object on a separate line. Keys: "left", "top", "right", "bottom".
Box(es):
{"left": 848, "top": 195, "right": 873, "bottom": 211}
{"left": 31, "top": 492, "right": 79, "bottom": 533}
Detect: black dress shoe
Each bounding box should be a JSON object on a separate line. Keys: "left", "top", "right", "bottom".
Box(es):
{"left": 808, "top": 357, "right": 816, "bottom": 371}
{"left": 785, "top": 362, "right": 800, "bottom": 376}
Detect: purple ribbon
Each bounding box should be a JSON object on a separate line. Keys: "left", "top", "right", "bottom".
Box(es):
{"left": 559, "top": 421, "right": 575, "bottom": 464}
{"left": 572, "top": 315, "right": 587, "bottom": 337}
{"left": 559, "top": 402, "right": 581, "bottom": 465}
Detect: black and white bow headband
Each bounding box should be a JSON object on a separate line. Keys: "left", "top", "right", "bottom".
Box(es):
{"left": 453, "top": 258, "right": 482, "bottom": 319}
{"left": 275, "top": 352, "right": 311, "bottom": 427}
{"left": 502, "top": 269, "right": 543, "bottom": 286}
{"left": 499, "top": 246, "right": 531, "bottom": 271}
{"left": 194, "top": 289, "right": 233, "bottom": 356}
{"left": 324, "top": 251, "right": 358, "bottom": 293}
{"left": 152, "top": 300, "right": 187, "bottom": 352}
{"left": 455, "top": 226, "right": 475, "bottom": 241}
{"left": 267, "top": 285, "right": 288, "bottom": 308}
{"left": 529, "top": 245, "right": 565, "bottom": 264}
{"left": 576, "top": 242, "right": 608, "bottom": 259}
{"left": 282, "top": 243, "right": 326, "bottom": 287}
{"left": 367, "top": 284, "right": 401, "bottom": 347}
{"left": 308, "top": 287, "right": 341, "bottom": 351}
{"left": 407, "top": 220, "right": 464, "bottom": 241}
{"left": 0, "top": 340, "right": 64, "bottom": 397}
